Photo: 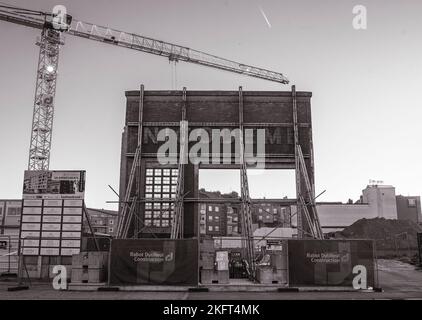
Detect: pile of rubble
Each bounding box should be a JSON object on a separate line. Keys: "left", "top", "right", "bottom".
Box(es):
{"left": 335, "top": 218, "right": 422, "bottom": 251}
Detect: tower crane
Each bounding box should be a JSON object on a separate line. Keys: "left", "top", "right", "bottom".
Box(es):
{"left": 0, "top": 3, "right": 289, "bottom": 171}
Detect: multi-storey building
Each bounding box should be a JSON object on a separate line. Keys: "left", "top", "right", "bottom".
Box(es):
{"left": 0, "top": 200, "right": 22, "bottom": 274}
{"left": 253, "top": 203, "right": 291, "bottom": 228}
{"left": 205, "top": 203, "right": 225, "bottom": 236}
{"left": 0, "top": 199, "right": 22, "bottom": 237}
{"left": 226, "top": 205, "right": 241, "bottom": 236}
{"left": 396, "top": 195, "right": 421, "bottom": 224}
{"left": 84, "top": 208, "right": 118, "bottom": 237}
{"left": 199, "top": 189, "right": 241, "bottom": 237}
{"left": 199, "top": 189, "right": 293, "bottom": 236}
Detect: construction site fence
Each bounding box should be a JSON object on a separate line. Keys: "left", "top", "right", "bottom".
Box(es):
{"left": 204, "top": 236, "right": 380, "bottom": 288}
{"left": 0, "top": 235, "right": 19, "bottom": 274}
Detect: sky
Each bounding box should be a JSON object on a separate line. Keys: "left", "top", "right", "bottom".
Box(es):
{"left": 0, "top": 0, "right": 421, "bottom": 210}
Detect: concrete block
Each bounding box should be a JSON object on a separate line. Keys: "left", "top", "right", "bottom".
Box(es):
{"left": 200, "top": 253, "right": 214, "bottom": 270}
{"left": 217, "top": 270, "right": 229, "bottom": 284}
{"left": 257, "top": 267, "right": 273, "bottom": 284}
{"left": 200, "top": 269, "right": 215, "bottom": 284}
{"left": 88, "top": 252, "right": 108, "bottom": 269}
{"left": 270, "top": 253, "right": 287, "bottom": 269}
{"left": 72, "top": 252, "right": 89, "bottom": 267}
{"left": 273, "top": 269, "right": 287, "bottom": 284}
{"left": 71, "top": 267, "right": 105, "bottom": 283}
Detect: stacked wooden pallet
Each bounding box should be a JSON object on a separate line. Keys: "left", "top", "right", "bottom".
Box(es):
{"left": 71, "top": 251, "right": 108, "bottom": 284}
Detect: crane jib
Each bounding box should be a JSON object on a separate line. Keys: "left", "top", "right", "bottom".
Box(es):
{"left": 0, "top": 5, "right": 289, "bottom": 84}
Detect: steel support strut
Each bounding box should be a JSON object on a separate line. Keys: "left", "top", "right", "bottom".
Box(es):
{"left": 171, "top": 88, "right": 187, "bottom": 239}
{"left": 238, "top": 87, "right": 256, "bottom": 279}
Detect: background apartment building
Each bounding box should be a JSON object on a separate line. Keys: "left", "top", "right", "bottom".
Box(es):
{"left": 83, "top": 208, "right": 117, "bottom": 237}
{"left": 199, "top": 189, "right": 241, "bottom": 237}
{"left": 316, "top": 184, "right": 421, "bottom": 234}
{"left": 252, "top": 203, "right": 292, "bottom": 228}
{"left": 396, "top": 195, "right": 421, "bottom": 224}
{"left": 0, "top": 200, "right": 22, "bottom": 274}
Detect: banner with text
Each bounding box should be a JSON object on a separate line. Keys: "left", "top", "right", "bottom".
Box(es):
{"left": 109, "top": 239, "right": 198, "bottom": 286}
{"left": 288, "top": 239, "right": 375, "bottom": 287}
{"left": 19, "top": 170, "right": 85, "bottom": 256}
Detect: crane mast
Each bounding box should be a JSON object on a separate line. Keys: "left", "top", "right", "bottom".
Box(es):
{"left": 28, "top": 28, "right": 62, "bottom": 170}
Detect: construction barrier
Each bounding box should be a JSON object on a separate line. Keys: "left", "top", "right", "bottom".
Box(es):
{"left": 287, "top": 239, "right": 376, "bottom": 287}
{"left": 109, "top": 238, "right": 198, "bottom": 286}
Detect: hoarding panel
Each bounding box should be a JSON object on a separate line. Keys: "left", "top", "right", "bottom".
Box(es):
{"left": 63, "top": 200, "right": 84, "bottom": 207}
{"left": 41, "top": 240, "right": 60, "bottom": 247}
{"left": 62, "top": 224, "right": 82, "bottom": 231}
{"left": 61, "top": 240, "right": 80, "bottom": 248}
{"left": 22, "top": 239, "right": 39, "bottom": 247}
{"left": 42, "top": 232, "right": 60, "bottom": 238}
{"left": 42, "top": 216, "right": 62, "bottom": 223}
{"left": 110, "top": 239, "right": 198, "bottom": 286}
{"left": 63, "top": 208, "right": 82, "bottom": 215}
{"left": 62, "top": 215, "right": 82, "bottom": 223}
{"left": 23, "top": 200, "right": 42, "bottom": 206}
{"left": 61, "top": 232, "right": 81, "bottom": 238}
{"left": 19, "top": 170, "right": 84, "bottom": 256}
{"left": 20, "top": 231, "right": 40, "bottom": 238}
{"left": 42, "top": 224, "right": 61, "bottom": 231}
{"left": 44, "top": 200, "right": 63, "bottom": 207}
{"left": 23, "top": 248, "right": 39, "bottom": 255}
{"left": 61, "top": 248, "right": 80, "bottom": 256}
{"left": 22, "top": 171, "right": 85, "bottom": 200}
{"left": 288, "top": 240, "right": 375, "bottom": 287}
{"left": 22, "top": 215, "right": 41, "bottom": 223}
{"left": 22, "top": 207, "right": 42, "bottom": 215}
{"left": 43, "top": 207, "right": 62, "bottom": 215}
{"left": 21, "top": 223, "right": 41, "bottom": 231}
{"left": 40, "top": 248, "right": 60, "bottom": 256}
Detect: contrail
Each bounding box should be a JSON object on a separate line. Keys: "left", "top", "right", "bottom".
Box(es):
{"left": 259, "top": 6, "right": 271, "bottom": 28}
